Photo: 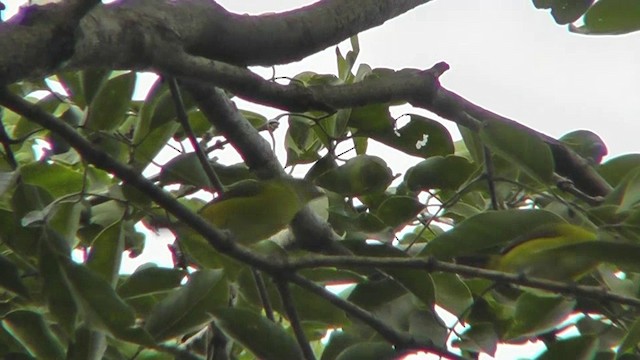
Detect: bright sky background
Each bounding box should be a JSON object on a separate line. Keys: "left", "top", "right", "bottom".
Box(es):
{"left": 3, "top": 1, "right": 638, "bottom": 359}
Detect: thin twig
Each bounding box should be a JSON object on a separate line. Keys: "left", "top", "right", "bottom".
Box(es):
{"left": 483, "top": 146, "right": 499, "bottom": 210}
{"left": 275, "top": 279, "right": 316, "bottom": 360}
{"left": 252, "top": 269, "right": 275, "bottom": 322}
{"left": 287, "top": 273, "right": 465, "bottom": 360}
{"left": 167, "top": 77, "right": 225, "bottom": 194}
{"left": 0, "top": 116, "right": 18, "bottom": 169}
{"left": 285, "top": 255, "right": 640, "bottom": 308}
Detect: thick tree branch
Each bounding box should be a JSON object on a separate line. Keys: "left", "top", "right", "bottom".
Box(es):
{"left": 0, "top": 0, "right": 430, "bottom": 83}
{"left": 285, "top": 255, "right": 640, "bottom": 308}
{"left": 171, "top": 59, "right": 609, "bottom": 197}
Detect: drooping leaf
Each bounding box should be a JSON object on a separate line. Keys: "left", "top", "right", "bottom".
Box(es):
{"left": 453, "top": 322, "right": 499, "bottom": 356}
{"left": 534, "top": 0, "right": 595, "bottom": 24}
{"left": 214, "top": 308, "right": 304, "bottom": 360}
{"left": 0, "top": 253, "right": 30, "bottom": 298}
{"left": 1, "top": 310, "right": 66, "bottom": 360}
{"left": 144, "top": 269, "right": 227, "bottom": 341}
{"left": 335, "top": 342, "right": 396, "bottom": 360}
{"left": 432, "top": 272, "right": 474, "bottom": 318}
{"left": 405, "top": 155, "right": 476, "bottom": 191}
{"left": 536, "top": 335, "right": 598, "bottom": 360}
{"left": 480, "top": 121, "right": 554, "bottom": 183}
{"left": 505, "top": 292, "right": 576, "bottom": 339}
{"left": 84, "top": 72, "right": 135, "bottom": 132}
{"left": 599, "top": 154, "right": 640, "bottom": 187}
{"left": 370, "top": 114, "right": 454, "bottom": 158}
{"left": 86, "top": 222, "right": 125, "bottom": 286}
{"left": 19, "top": 162, "right": 84, "bottom": 198}
{"left": 582, "top": 0, "right": 640, "bottom": 34}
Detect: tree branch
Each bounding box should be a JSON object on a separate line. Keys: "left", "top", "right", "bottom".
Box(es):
{"left": 275, "top": 279, "right": 316, "bottom": 360}
{"left": 0, "top": 0, "right": 430, "bottom": 83}
{"left": 288, "top": 273, "right": 465, "bottom": 360}
{"left": 285, "top": 255, "right": 640, "bottom": 308}
{"left": 0, "top": 88, "right": 277, "bottom": 273}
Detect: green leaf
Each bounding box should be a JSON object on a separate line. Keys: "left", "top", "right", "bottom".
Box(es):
{"left": 454, "top": 323, "right": 499, "bottom": 356}
{"left": 370, "top": 114, "right": 454, "bottom": 158}
{"left": 432, "top": 273, "right": 474, "bottom": 317}
{"left": 82, "top": 69, "right": 111, "bottom": 105}
{"left": 315, "top": 155, "right": 393, "bottom": 196}
{"left": 85, "top": 72, "right": 135, "bottom": 131}
{"left": 20, "top": 162, "right": 84, "bottom": 198}
{"left": 582, "top": 0, "right": 640, "bottom": 34}
{"left": 0, "top": 253, "right": 29, "bottom": 298}
{"left": 2, "top": 310, "right": 66, "bottom": 360}
{"left": 321, "top": 331, "right": 361, "bottom": 360}
{"left": 144, "top": 269, "right": 227, "bottom": 341}
{"left": 86, "top": 222, "right": 125, "bottom": 286}
{"left": 374, "top": 195, "right": 424, "bottom": 229}
{"left": 56, "top": 71, "right": 85, "bottom": 107}
{"left": 214, "top": 308, "right": 304, "bottom": 360}
{"left": 285, "top": 113, "right": 324, "bottom": 166}
{"left": 335, "top": 342, "right": 396, "bottom": 360}
{"left": 405, "top": 155, "right": 476, "bottom": 191}
{"left": 535, "top": 0, "right": 595, "bottom": 24}
{"left": 505, "top": 292, "right": 576, "bottom": 339}
{"left": 480, "top": 121, "right": 554, "bottom": 183}
{"left": 117, "top": 266, "right": 186, "bottom": 299}
{"left": 618, "top": 317, "right": 640, "bottom": 355}
{"left": 39, "top": 239, "right": 78, "bottom": 334}
{"left": 158, "top": 152, "right": 214, "bottom": 190}
{"left": 599, "top": 154, "right": 640, "bottom": 187}
{"left": 536, "top": 335, "right": 598, "bottom": 360}
{"left": 348, "top": 103, "right": 393, "bottom": 133}
{"left": 603, "top": 167, "right": 640, "bottom": 212}
{"left": 67, "top": 326, "right": 107, "bottom": 360}
{"left": 424, "top": 209, "right": 564, "bottom": 259}
{"left": 63, "top": 261, "right": 138, "bottom": 337}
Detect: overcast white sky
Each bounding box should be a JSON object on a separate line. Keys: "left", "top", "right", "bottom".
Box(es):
{"left": 2, "top": 1, "right": 637, "bottom": 358}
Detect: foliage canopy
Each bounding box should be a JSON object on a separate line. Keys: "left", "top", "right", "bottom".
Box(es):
{"left": 1, "top": 1, "right": 640, "bottom": 359}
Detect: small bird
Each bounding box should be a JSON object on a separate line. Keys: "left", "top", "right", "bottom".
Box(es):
{"left": 199, "top": 178, "right": 324, "bottom": 244}
{"left": 559, "top": 130, "right": 608, "bottom": 165}
{"left": 490, "top": 223, "right": 599, "bottom": 281}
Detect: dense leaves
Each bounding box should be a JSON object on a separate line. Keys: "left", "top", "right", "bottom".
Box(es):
{"left": 0, "top": 2, "right": 639, "bottom": 360}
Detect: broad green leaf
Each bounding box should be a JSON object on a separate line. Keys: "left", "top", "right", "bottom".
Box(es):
{"left": 117, "top": 266, "right": 186, "bottom": 299}
{"left": 85, "top": 72, "right": 135, "bottom": 131}
{"left": 13, "top": 94, "right": 62, "bottom": 139}
{"left": 39, "top": 239, "right": 78, "bottom": 334}
{"left": 158, "top": 153, "right": 243, "bottom": 190}
{"left": 63, "top": 261, "right": 138, "bottom": 337}
{"left": 534, "top": 0, "right": 595, "bottom": 24}
{"left": 559, "top": 129, "right": 607, "bottom": 165}
{"left": 453, "top": 322, "right": 499, "bottom": 356}
{"left": 603, "top": 167, "right": 640, "bottom": 212}
{"left": 618, "top": 318, "right": 640, "bottom": 355}
{"left": 599, "top": 154, "right": 640, "bottom": 187}
{"left": 20, "top": 162, "right": 83, "bottom": 198}
{"left": 348, "top": 279, "right": 407, "bottom": 310}
{"left": 432, "top": 272, "right": 474, "bottom": 317}
{"left": 536, "top": 335, "right": 598, "bottom": 360}
{"left": 405, "top": 155, "right": 476, "bottom": 191}
{"left": 335, "top": 342, "right": 395, "bottom": 360}
{"left": 459, "top": 125, "right": 484, "bottom": 164}
{"left": 371, "top": 114, "right": 454, "bottom": 158}
{"left": 583, "top": 0, "right": 640, "bottom": 34}
{"left": 285, "top": 113, "right": 324, "bottom": 166}
{"left": 82, "top": 69, "right": 110, "bottom": 106}
{"left": 321, "top": 331, "right": 361, "bottom": 360}
{"left": 424, "top": 209, "right": 564, "bottom": 259}
{"left": 348, "top": 103, "right": 393, "bottom": 133}
{"left": 46, "top": 200, "right": 83, "bottom": 246}
{"left": 86, "top": 222, "right": 125, "bottom": 286}
{"left": 57, "top": 71, "right": 85, "bottom": 107}
{"left": 132, "top": 121, "right": 181, "bottom": 170}
{"left": 237, "top": 269, "right": 349, "bottom": 326}
{"left": 480, "top": 121, "right": 554, "bottom": 183}
{"left": 0, "top": 253, "right": 29, "bottom": 298}
{"left": 214, "top": 308, "right": 304, "bottom": 360}
{"left": 576, "top": 316, "right": 624, "bottom": 351}
{"left": 505, "top": 292, "right": 576, "bottom": 339}
{"left": 67, "top": 326, "right": 107, "bottom": 360}
{"left": 145, "top": 269, "right": 227, "bottom": 341}
{"left": 315, "top": 155, "right": 393, "bottom": 196}
{"left": 2, "top": 310, "right": 65, "bottom": 360}
{"left": 374, "top": 195, "right": 424, "bottom": 229}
